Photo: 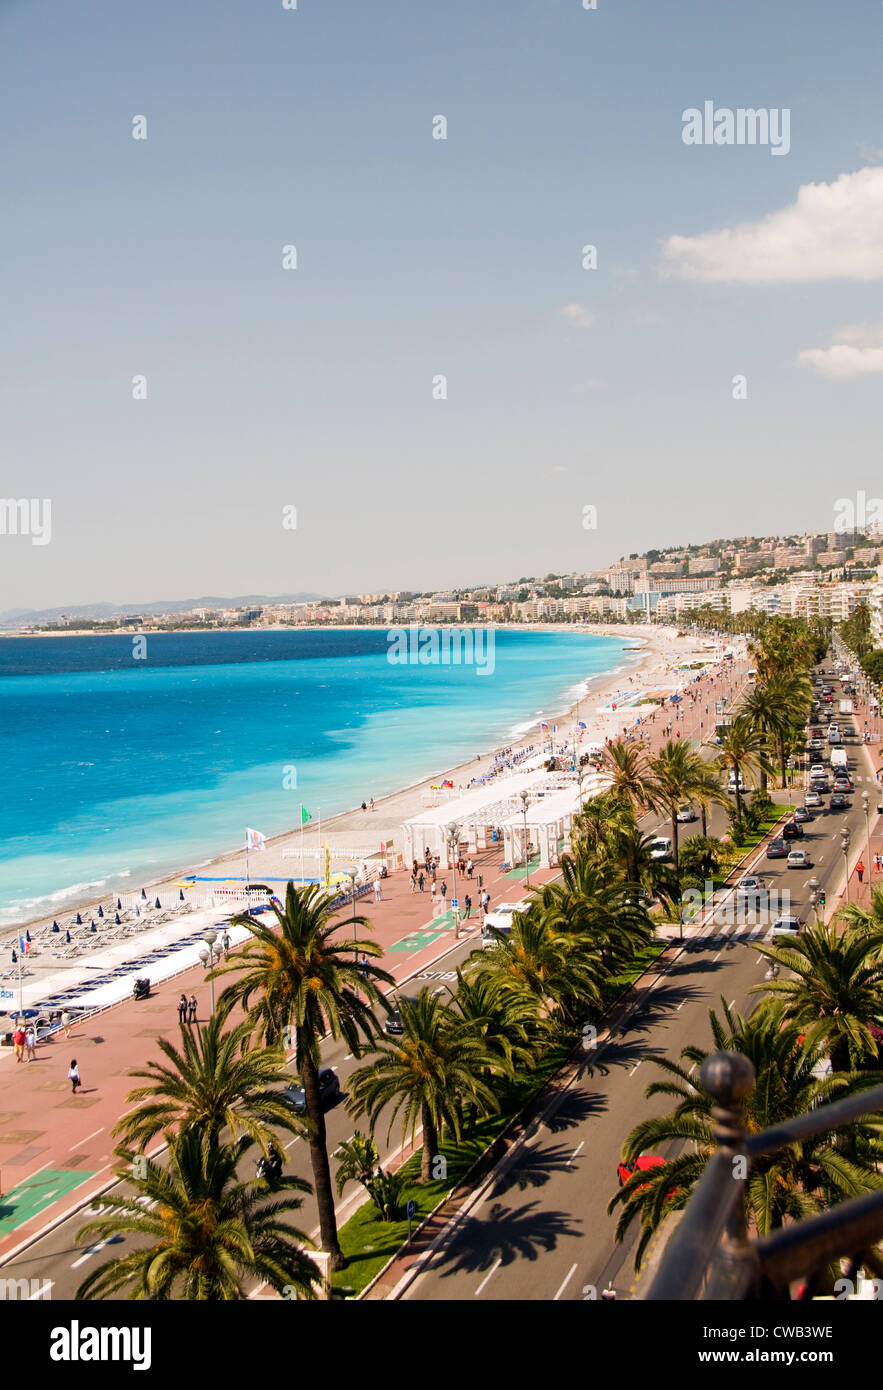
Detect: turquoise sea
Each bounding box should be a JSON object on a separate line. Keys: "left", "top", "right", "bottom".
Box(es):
{"left": 0, "top": 627, "right": 636, "bottom": 926}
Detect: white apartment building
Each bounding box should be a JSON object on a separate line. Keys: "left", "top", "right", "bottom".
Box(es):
{"left": 870, "top": 568, "right": 883, "bottom": 648}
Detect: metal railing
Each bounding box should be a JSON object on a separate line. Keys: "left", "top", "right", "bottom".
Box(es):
{"left": 646, "top": 1052, "right": 883, "bottom": 1300}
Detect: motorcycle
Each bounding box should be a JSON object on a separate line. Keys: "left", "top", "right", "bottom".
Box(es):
{"left": 764, "top": 964, "right": 780, "bottom": 982}
{"left": 256, "top": 1149, "right": 283, "bottom": 1183}
{"left": 132, "top": 977, "right": 151, "bottom": 1000}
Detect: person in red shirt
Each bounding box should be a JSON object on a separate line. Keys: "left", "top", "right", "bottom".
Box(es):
{"left": 12, "top": 1025, "right": 25, "bottom": 1063}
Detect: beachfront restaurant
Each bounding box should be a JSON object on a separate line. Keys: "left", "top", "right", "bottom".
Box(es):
{"left": 400, "top": 770, "right": 571, "bottom": 867}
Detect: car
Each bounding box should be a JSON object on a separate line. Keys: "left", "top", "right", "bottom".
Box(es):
{"left": 383, "top": 995, "right": 419, "bottom": 1033}
{"left": 787, "top": 848, "right": 813, "bottom": 869}
{"left": 833, "top": 778, "right": 852, "bottom": 794}
{"left": 649, "top": 836, "right": 673, "bottom": 859}
{"left": 782, "top": 820, "right": 804, "bottom": 839}
{"left": 807, "top": 741, "right": 823, "bottom": 755}
{"left": 676, "top": 804, "right": 698, "bottom": 822}
{"left": 803, "top": 791, "right": 822, "bottom": 808}
{"left": 793, "top": 806, "right": 814, "bottom": 823}
{"left": 766, "top": 838, "right": 788, "bottom": 859}
{"left": 736, "top": 875, "right": 768, "bottom": 901}
{"left": 481, "top": 899, "right": 530, "bottom": 947}
{"left": 828, "top": 728, "right": 842, "bottom": 745}
{"left": 284, "top": 1066, "right": 341, "bottom": 1114}
{"left": 616, "top": 1155, "right": 666, "bottom": 1188}
{"left": 810, "top": 764, "right": 827, "bottom": 777}
{"left": 771, "top": 914, "right": 804, "bottom": 937}
{"left": 810, "top": 777, "right": 830, "bottom": 793}
{"left": 808, "top": 712, "right": 819, "bottom": 725}
{"left": 829, "top": 793, "right": 850, "bottom": 811}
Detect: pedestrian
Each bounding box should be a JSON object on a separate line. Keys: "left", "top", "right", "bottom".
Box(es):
{"left": 359, "top": 952, "right": 369, "bottom": 975}
{"left": 430, "top": 881, "right": 437, "bottom": 903}
{"left": 13, "top": 1023, "right": 25, "bottom": 1063}
{"left": 188, "top": 994, "right": 198, "bottom": 1023}
{"left": 360, "top": 801, "right": 367, "bottom": 811}
{"left": 464, "top": 893, "right": 472, "bottom": 919}
{"left": 62, "top": 1009, "right": 71, "bottom": 1038}
{"left": 875, "top": 854, "right": 883, "bottom": 873}
{"left": 481, "top": 889, "right": 490, "bottom": 913}
{"left": 223, "top": 930, "right": 231, "bottom": 959}
{"left": 374, "top": 877, "right": 382, "bottom": 901}
{"left": 418, "top": 872, "right": 425, "bottom": 892}
{"left": 409, "top": 873, "right": 417, "bottom": 893}
{"left": 25, "top": 1024, "right": 37, "bottom": 1062}
{"left": 177, "top": 993, "right": 187, "bottom": 1024}
{"left": 69, "top": 1058, "right": 81, "bottom": 1094}
{"left": 857, "top": 860, "right": 866, "bottom": 884}
{"left": 369, "top": 797, "right": 375, "bottom": 811}
{"left": 466, "top": 859, "right": 474, "bottom": 878}
{"left": 440, "top": 881, "right": 447, "bottom": 900}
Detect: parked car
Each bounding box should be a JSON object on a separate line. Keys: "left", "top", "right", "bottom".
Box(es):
{"left": 284, "top": 1066, "right": 341, "bottom": 1114}
{"left": 383, "top": 995, "right": 419, "bottom": 1034}
{"left": 782, "top": 820, "right": 804, "bottom": 839}
{"left": 766, "top": 838, "right": 788, "bottom": 859}
{"left": 787, "top": 848, "right": 813, "bottom": 869}
{"left": 771, "top": 914, "right": 804, "bottom": 937}
{"left": 829, "top": 793, "right": 850, "bottom": 811}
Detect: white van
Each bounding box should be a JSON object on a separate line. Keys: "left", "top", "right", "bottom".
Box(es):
{"left": 649, "top": 836, "right": 672, "bottom": 860}
{"left": 830, "top": 747, "right": 848, "bottom": 768}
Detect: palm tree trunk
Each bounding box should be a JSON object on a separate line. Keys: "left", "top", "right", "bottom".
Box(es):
{"left": 734, "top": 767, "right": 744, "bottom": 824}
{"left": 421, "top": 1099, "right": 438, "bottom": 1182}
{"left": 777, "top": 730, "right": 787, "bottom": 789}
{"left": 670, "top": 809, "right": 679, "bottom": 870}
{"left": 301, "top": 1051, "right": 345, "bottom": 1269}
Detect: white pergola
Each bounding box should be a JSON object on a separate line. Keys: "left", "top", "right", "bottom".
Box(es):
{"left": 401, "top": 769, "right": 575, "bottom": 866}
{"left": 500, "top": 771, "right": 612, "bottom": 869}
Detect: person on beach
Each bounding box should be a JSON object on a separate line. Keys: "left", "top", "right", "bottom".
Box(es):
{"left": 69, "top": 1059, "right": 81, "bottom": 1094}
{"left": 188, "top": 994, "right": 198, "bottom": 1023}
{"left": 13, "top": 1024, "right": 25, "bottom": 1063}
{"left": 369, "top": 797, "right": 375, "bottom": 811}
{"left": 360, "top": 801, "right": 367, "bottom": 811}
{"left": 177, "top": 994, "right": 188, "bottom": 1025}
{"left": 62, "top": 1010, "right": 71, "bottom": 1038}
{"left": 25, "top": 1024, "right": 37, "bottom": 1061}
{"left": 374, "top": 877, "right": 382, "bottom": 901}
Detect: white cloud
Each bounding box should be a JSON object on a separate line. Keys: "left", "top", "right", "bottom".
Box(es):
{"left": 572, "top": 377, "right": 604, "bottom": 393}
{"left": 560, "top": 302, "right": 596, "bottom": 328}
{"left": 658, "top": 166, "right": 883, "bottom": 283}
{"left": 552, "top": 465, "right": 568, "bottom": 473}
{"left": 798, "top": 321, "right": 883, "bottom": 377}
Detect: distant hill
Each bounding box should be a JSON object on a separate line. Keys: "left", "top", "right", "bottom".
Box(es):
{"left": 0, "top": 593, "right": 328, "bottom": 626}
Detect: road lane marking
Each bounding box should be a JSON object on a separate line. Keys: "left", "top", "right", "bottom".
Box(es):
{"left": 474, "top": 1258, "right": 502, "bottom": 1296}
{"left": 677, "top": 1000, "right": 685, "bottom": 1010}
{"left": 553, "top": 1263, "right": 579, "bottom": 1301}
{"left": 629, "top": 1061, "right": 642, "bottom": 1076}
{"left": 567, "top": 1141, "right": 585, "bottom": 1167}
{"left": 712, "top": 950, "right": 722, "bottom": 962}
{"left": 68, "top": 1127, "right": 104, "bottom": 1151}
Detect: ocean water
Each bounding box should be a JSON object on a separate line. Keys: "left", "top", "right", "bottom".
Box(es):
{"left": 0, "top": 627, "right": 633, "bottom": 925}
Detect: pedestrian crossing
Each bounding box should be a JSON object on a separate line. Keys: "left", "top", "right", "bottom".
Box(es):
{"left": 697, "top": 926, "right": 769, "bottom": 947}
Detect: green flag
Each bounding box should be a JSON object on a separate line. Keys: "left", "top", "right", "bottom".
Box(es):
{"left": 301, "top": 806, "right": 312, "bottom": 825}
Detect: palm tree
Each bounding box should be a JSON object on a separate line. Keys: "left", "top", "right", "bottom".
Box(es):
{"left": 213, "top": 881, "right": 394, "bottom": 1270}
{"left": 469, "top": 909, "right": 607, "bottom": 1024}
{"left": 112, "top": 1000, "right": 300, "bottom": 1159}
{"left": 449, "top": 967, "right": 538, "bottom": 1076}
{"left": 600, "top": 740, "right": 659, "bottom": 848}
{"left": 533, "top": 852, "right": 654, "bottom": 964}
{"left": 609, "top": 1001, "right": 883, "bottom": 1269}
{"left": 741, "top": 682, "right": 787, "bottom": 790}
{"left": 689, "top": 761, "right": 727, "bottom": 838}
{"left": 648, "top": 739, "right": 699, "bottom": 870}
{"left": 347, "top": 989, "right": 500, "bottom": 1181}
{"left": 754, "top": 921, "right": 883, "bottom": 1071}
{"left": 75, "top": 1126, "right": 319, "bottom": 1300}
{"left": 709, "top": 715, "right": 771, "bottom": 824}
{"left": 839, "top": 885, "right": 883, "bottom": 933}
{"left": 572, "top": 789, "right": 636, "bottom": 869}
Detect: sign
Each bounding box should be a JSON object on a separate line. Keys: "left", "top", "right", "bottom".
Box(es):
{"left": 406, "top": 1199, "right": 416, "bottom": 1219}
{"left": 450, "top": 899, "right": 458, "bottom": 909}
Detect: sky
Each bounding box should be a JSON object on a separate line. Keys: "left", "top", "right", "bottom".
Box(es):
{"left": 1, "top": 0, "right": 881, "bottom": 611}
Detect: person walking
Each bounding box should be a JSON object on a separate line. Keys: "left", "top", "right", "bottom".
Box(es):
{"left": 25, "top": 1024, "right": 37, "bottom": 1062}
{"left": 222, "top": 930, "right": 231, "bottom": 959}
{"left": 69, "top": 1059, "right": 81, "bottom": 1094}
{"left": 177, "top": 993, "right": 188, "bottom": 1025}
{"left": 13, "top": 1023, "right": 25, "bottom": 1063}
{"left": 466, "top": 859, "right": 474, "bottom": 879}
{"left": 430, "top": 881, "right": 438, "bottom": 905}
{"left": 463, "top": 893, "right": 472, "bottom": 920}
{"left": 418, "top": 872, "right": 425, "bottom": 892}
{"left": 188, "top": 994, "right": 198, "bottom": 1023}
{"left": 61, "top": 1009, "right": 72, "bottom": 1039}
{"left": 374, "top": 876, "right": 382, "bottom": 902}
{"left": 440, "top": 881, "right": 447, "bottom": 901}
{"left": 857, "top": 860, "right": 866, "bottom": 884}
{"left": 409, "top": 872, "right": 417, "bottom": 893}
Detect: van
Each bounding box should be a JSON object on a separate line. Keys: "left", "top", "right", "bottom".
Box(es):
{"left": 727, "top": 771, "right": 746, "bottom": 793}
{"left": 830, "top": 748, "right": 848, "bottom": 768}
{"left": 649, "top": 836, "right": 672, "bottom": 859}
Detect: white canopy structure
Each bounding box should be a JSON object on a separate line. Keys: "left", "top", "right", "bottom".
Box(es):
{"left": 500, "top": 771, "right": 611, "bottom": 870}
{"left": 401, "top": 769, "right": 575, "bottom": 866}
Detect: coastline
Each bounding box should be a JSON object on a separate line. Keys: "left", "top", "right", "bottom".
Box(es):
{"left": 0, "top": 622, "right": 720, "bottom": 940}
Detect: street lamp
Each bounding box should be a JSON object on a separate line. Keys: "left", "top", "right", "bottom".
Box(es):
{"left": 446, "top": 822, "right": 460, "bottom": 938}
{"left": 520, "top": 789, "right": 531, "bottom": 888}
{"left": 862, "top": 791, "right": 873, "bottom": 887}
{"left": 348, "top": 864, "right": 359, "bottom": 962}
{"left": 199, "top": 928, "right": 218, "bottom": 1014}
{"left": 807, "top": 877, "right": 819, "bottom": 928}
{"left": 840, "top": 826, "right": 852, "bottom": 905}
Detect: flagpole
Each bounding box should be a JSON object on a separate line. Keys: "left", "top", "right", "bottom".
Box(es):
{"left": 18, "top": 942, "right": 23, "bottom": 1020}
{"left": 245, "top": 831, "right": 250, "bottom": 893}
{"left": 300, "top": 804, "right": 304, "bottom": 887}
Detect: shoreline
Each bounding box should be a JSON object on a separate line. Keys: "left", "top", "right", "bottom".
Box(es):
{"left": 0, "top": 623, "right": 724, "bottom": 940}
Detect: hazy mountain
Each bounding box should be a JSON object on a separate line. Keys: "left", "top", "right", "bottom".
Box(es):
{"left": 0, "top": 593, "right": 328, "bottom": 625}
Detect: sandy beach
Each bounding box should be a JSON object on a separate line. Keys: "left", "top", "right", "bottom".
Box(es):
{"left": 2, "top": 622, "right": 730, "bottom": 943}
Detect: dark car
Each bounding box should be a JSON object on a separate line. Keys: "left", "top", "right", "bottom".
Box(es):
{"left": 793, "top": 807, "right": 814, "bottom": 823}
{"left": 782, "top": 821, "right": 804, "bottom": 839}
{"left": 383, "top": 995, "right": 419, "bottom": 1035}
{"left": 830, "top": 793, "right": 850, "bottom": 811}
{"left": 766, "top": 838, "right": 788, "bottom": 859}
{"left": 284, "top": 1066, "right": 341, "bottom": 1114}
{"left": 808, "top": 713, "right": 819, "bottom": 725}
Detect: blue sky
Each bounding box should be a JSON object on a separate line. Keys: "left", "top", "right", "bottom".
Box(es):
{"left": 2, "top": 0, "right": 881, "bottom": 609}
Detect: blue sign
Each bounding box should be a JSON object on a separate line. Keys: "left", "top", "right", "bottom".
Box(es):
{"left": 450, "top": 899, "right": 458, "bottom": 910}
{"left": 407, "top": 1199, "right": 416, "bottom": 1219}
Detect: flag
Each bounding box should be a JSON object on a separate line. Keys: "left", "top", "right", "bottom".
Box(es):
{"left": 300, "top": 806, "right": 312, "bottom": 825}
{"left": 578, "top": 721, "right": 587, "bottom": 729}
{"left": 442, "top": 779, "right": 454, "bottom": 788}
{"left": 540, "top": 721, "right": 549, "bottom": 730}
{"left": 552, "top": 723, "right": 559, "bottom": 733}
{"left": 245, "top": 827, "right": 266, "bottom": 851}
{"left": 18, "top": 935, "right": 29, "bottom": 956}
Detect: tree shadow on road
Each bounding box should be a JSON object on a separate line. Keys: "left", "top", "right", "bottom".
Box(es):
{"left": 542, "top": 1088, "right": 608, "bottom": 1132}
{"left": 427, "top": 1201, "right": 582, "bottom": 1280}
{"left": 488, "top": 1141, "right": 587, "bottom": 1196}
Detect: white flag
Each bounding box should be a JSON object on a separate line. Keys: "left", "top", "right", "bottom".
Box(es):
{"left": 245, "top": 827, "right": 266, "bottom": 851}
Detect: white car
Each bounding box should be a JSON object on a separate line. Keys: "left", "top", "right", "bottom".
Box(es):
{"left": 771, "top": 915, "right": 803, "bottom": 937}
{"left": 481, "top": 899, "right": 530, "bottom": 947}
{"left": 736, "top": 875, "right": 767, "bottom": 902}
{"left": 804, "top": 791, "right": 822, "bottom": 808}
{"left": 649, "top": 836, "right": 673, "bottom": 859}
{"left": 676, "top": 805, "right": 697, "bottom": 823}
{"left": 810, "top": 764, "right": 827, "bottom": 778}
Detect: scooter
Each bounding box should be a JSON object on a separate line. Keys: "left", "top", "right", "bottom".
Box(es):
{"left": 132, "top": 977, "right": 151, "bottom": 1000}
{"left": 256, "top": 1149, "right": 283, "bottom": 1183}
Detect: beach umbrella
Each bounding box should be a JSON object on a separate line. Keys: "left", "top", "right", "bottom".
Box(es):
{"left": 117, "top": 897, "right": 122, "bottom": 910}
{"left": 115, "top": 912, "right": 121, "bottom": 924}
{"left": 135, "top": 905, "right": 140, "bottom": 917}
{"left": 141, "top": 889, "right": 147, "bottom": 900}
{"left": 75, "top": 912, "right": 83, "bottom": 925}
{"left": 90, "top": 920, "right": 97, "bottom": 933}
{"left": 26, "top": 929, "right": 31, "bottom": 942}
{"left": 179, "top": 889, "right": 185, "bottom": 901}
{"left": 155, "top": 897, "right": 161, "bottom": 909}
{"left": 66, "top": 930, "right": 71, "bottom": 942}
{"left": 97, "top": 905, "right": 104, "bottom": 918}
{"left": 51, "top": 921, "right": 60, "bottom": 933}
